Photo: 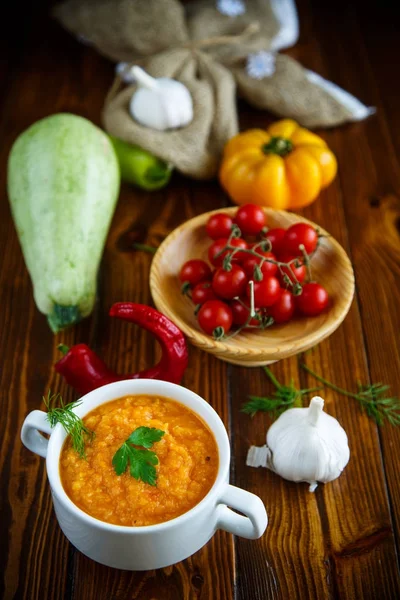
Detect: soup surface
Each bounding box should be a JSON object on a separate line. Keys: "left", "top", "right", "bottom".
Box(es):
{"left": 60, "top": 395, "right": 219, "bottom": 526}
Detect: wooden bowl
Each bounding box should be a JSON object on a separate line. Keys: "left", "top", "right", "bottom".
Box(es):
{"left": 150, "top": 208, "right": 355, "bottom": 367}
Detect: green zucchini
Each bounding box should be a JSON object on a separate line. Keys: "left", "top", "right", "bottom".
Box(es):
{"left": 7, "top": 113, "right": 120, "bottom": 332}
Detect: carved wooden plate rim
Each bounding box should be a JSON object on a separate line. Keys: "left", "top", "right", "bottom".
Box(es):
{"left": 150, "top": 208, "right": 355, "bottom": 366}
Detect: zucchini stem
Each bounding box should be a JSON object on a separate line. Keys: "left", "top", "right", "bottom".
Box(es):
{"left": 48, "top": 305, "right": 81, "bottom": 333}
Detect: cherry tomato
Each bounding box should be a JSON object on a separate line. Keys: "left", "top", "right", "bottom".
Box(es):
{"left": 212, "top": 265, "right": 248, "bottom": 300}
{"left": 242, "top": 250, "right": 278, "bottom": 279}
{"left": 296, "top": 283, "right": 329, "bottom": 316}
{"left": 208, "top": 237, "right": 248, "bottom": 266}
{"left": 230, "top": 298, "right": 261, "bottom": 327}
{"left": 179, "top": 259, "right": 211, "bottom": 286}
{"left": 206, "top": 213, "right": 233, "bottom": 240}
{"left": 278, "top": 254, "right": 306, "bottom": 286}
{"left": 192, "top": 282, "right": 217, "bottom": 305}
{"left": 263, "top": 228, "right": 287, "bottom": 257}
{"left": 284, "top": 223, "right": 318, "bottom": 255}
{"left": 268, "top": 290, "right": 295, "bottom": 324}
{"left": 246, "top": 276, "right": 281, "bottom": 308}
{"left": 198, "top": 300, "right": 233, "bottom": 336}
{"left": 234, "top": 204, "right": 266, "bottom": 236}
{"left": 208, "top": 239, "right": 228, "bottom": 266}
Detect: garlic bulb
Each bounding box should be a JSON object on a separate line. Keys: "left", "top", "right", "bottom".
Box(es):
{"left": 247, "top": 396, "right": 350, "bottom": 492}
{"left": 129, "top": 66, "right": 193, "bottom": 131}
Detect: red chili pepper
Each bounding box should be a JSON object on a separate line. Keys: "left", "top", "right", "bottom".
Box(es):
{"left": 55, "top": 303, "right": 189, "bottom": 396}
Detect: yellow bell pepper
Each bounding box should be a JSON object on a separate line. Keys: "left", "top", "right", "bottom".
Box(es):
{"left": 219, "top": 119, "right": 337, "bottom": 209}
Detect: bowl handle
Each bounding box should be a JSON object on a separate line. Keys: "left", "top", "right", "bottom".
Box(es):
{"left": 216, "top": 484, "right": 267, "bottom": 539}
{"left": 21, "top": 410, "right": 53, "bottom": 458}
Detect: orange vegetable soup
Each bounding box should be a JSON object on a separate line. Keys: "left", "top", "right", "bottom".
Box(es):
{"left": 59, "top": 395, "right": 219, "bottom": 526}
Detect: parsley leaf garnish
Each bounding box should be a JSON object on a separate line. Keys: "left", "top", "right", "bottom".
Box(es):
{"left": 127, "top": 426, "right": 165, "bottom": 448}
{"left": 112, "top": 443, "right": 130, "bottom": 476}
{"left": 112, "top": 426, "right": 165, "bottom": 486}
{"left": 128, "top": 448, "right": 159, "bottom": 486}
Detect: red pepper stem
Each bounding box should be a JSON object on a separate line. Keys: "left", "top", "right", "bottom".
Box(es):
{"left": 57, "top": 344, "right": 70, "bottom": 356}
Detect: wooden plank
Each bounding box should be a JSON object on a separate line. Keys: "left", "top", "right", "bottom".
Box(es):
{"left": 231, "top": 0, "right": 400, "bottom": 597}
{"left": 350, "top": 0, "right": 400, "bottom": 158}
{"left": 303, "top": 0, "right": 400, "bottom": 566}
{"left": 301, "top": 0, "right": 400, "bottom": 595}
{"left": 0, "top": 5, "right": 78, "bottom": 599}
{"left": 0, "top": 4, "right": 35, "bottom": 96}
{"left": 231, "top": 362, "right": 330, "bottom": 600}
{"left": 0, "top": 249, "right": 69, "bottom": 600}
{"left": 299, "top": 0, "right": 400, "bottom": 595}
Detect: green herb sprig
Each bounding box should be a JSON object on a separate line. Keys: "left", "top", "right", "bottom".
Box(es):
{"left": 241, "top": 365, "right": 400, "bottom": 426}
{"left": 132, "top": 242, "right": 158, "bottom": 254}
{"left": 112, "top": 426, "right": 165, "bottom": 486}
{"left": 241, "top": 367, "right": 321, "bottom": 417}
{"left": 301, "top": 365, "right": 400, "bottom": 426}
{"left": 43, "top": 392, "right": 95, "bottom": 459}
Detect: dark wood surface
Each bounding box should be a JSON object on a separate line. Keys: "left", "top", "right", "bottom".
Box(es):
{"left": 1, "top": 1, "right": 400, "bottom": 598}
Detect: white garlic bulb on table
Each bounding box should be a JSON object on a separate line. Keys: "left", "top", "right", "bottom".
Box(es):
{"left": 247, "top": 396, "right": 350, "bottom": 492}
{"left": 128, "top": 66, "right": 193, "bottom": 131}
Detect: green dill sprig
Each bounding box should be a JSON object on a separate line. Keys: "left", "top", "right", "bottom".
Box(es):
{"left": 241, "top": 367, "right": 321, "bottom": 417}
{"left": 132, "top": 242, "right": 158, "bottom": 254}
{"left": 301, "top": 365, "right": 400, "bottom": 426}
{"left": 43, "top": 391, "right": 95, "bottom": 459}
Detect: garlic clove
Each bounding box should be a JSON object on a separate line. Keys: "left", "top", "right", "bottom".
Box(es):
{"left": 128, "top": 66, "right": 194, "bottom": 132}
{"left": 246, "top": 445, "right": 270, "bottom": 468}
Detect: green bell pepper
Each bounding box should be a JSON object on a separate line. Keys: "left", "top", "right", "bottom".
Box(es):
{"left": 109, "top": 136, "right": 173, "bottom": 191}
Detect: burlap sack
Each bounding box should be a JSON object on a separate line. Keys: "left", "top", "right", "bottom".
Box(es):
{"left": 55, "top": 0, "right": 373, "bottom": 161}
{"left": 185, "top": 0, "right": 372, "bottom": 128}
{"left": 232, "top": 54, "right": 354, "bottom": 128}
{"left": 102, "top": 49, "right": 238, "bottom": 179}
{"left": 53, "top": 0, "right": 188, "bottom": 62}
{"left": 185, "top": 0, "right": 280, "bottom": 63}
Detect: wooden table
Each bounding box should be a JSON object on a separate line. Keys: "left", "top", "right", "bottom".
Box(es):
{"left": 1, "top": 1, "right": 400, "bottom": 598}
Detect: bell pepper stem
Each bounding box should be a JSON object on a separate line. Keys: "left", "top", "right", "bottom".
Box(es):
{"left": 262, "top": 137, "right": 293, "bottom": 157}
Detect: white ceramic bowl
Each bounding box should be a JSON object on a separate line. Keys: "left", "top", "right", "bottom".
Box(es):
{"left": 21, "top": 380, "right": 267, "bottom": 570}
